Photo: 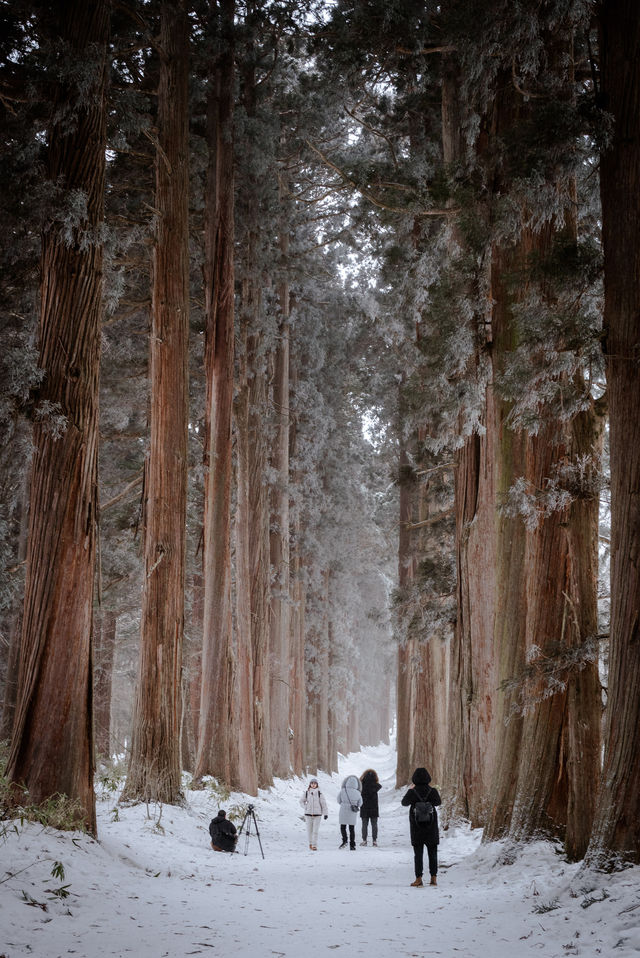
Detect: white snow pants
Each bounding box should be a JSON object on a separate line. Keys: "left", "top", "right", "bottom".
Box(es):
{"left": 305, "top": 814, "right": 321, "bottom": 846}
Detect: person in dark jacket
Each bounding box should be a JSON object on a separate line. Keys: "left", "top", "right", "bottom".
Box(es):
{"left": 401, "top": 767, "right": 441, "bottom": 887}
{"left": 359, "top": 768, "right": 382, "bottom": 846}
{"left": 209, "top": 809, "right": 238, "bottom": 853}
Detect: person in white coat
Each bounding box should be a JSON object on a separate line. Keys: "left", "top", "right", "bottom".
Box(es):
{"left": 337, "top": 774, "right": 362, "bottom": 850}
{"left": 300, "top": 777, "right": 328, "bottom": 850}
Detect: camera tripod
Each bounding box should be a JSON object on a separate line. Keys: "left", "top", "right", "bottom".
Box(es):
{"left": 236, "top": 804, "right": 265, "bottom": 859}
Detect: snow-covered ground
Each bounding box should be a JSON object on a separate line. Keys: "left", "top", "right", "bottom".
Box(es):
{"left": 2, "top": 740, "right": 639, "bottom": 958}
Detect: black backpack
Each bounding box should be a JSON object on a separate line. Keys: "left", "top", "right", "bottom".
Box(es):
{"left": 414, "top": 800, "right": 434, "bottom": 825}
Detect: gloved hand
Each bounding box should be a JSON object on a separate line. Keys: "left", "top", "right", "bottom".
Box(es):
{"left": 324, "top": 815, "right": 328, "bottom": 820}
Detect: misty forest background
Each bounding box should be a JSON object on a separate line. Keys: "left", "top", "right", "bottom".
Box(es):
{"left": 0, "top": 0, "right": 639, "bottom": 872}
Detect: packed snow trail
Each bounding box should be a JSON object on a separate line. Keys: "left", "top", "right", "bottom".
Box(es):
{"left": 1, "top": 741, "right": 639, "bottom": 957}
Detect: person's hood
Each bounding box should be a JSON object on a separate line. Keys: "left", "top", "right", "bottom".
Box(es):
{"left": 342, "top": 774, "right": 361, "bottom": 791}
{"left": 411, "top": 767, "right": 431, "bottom": 786}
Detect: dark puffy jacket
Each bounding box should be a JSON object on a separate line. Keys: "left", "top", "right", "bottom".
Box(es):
{"left": 209, "top": 814, "right": 237, "bottom": 852}
{"left": 360, "top": 771, "right": 381, "bottom": 818}
{"left": 400, "top": 767, "right": 441, "bottom": 846}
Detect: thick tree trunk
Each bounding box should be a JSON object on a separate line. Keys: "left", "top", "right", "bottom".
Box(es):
{"left": 442, "top": 50, "right": 498, "bottom": 825}
{"left": 123, "top": 0, "right": 190, "bottom": 805}
{"left": 508, "top": 404, "right": 602, "bottom": 858}
{"left": 586, "top": 0, "right": 640, "bottom": 867}
{"left": 94, "top": 609, "right": 117, "bottom": 761}
{"left": 5, "top": 0, "right": 109, "bottom": 832}
{"left": 194, "top": 0, "right": 236, "bottom": 785}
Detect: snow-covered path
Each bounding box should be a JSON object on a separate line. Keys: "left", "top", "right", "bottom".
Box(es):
{"left": 2, "top": 741, "right": 639, "bottom": 957}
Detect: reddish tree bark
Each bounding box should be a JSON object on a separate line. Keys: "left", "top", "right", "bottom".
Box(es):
{"left": 587, "top": 0, "right": 640, "bottom": 867}
{"left": 268, "top": 233, "right": 291, "bottom": 778}
{"left": 123, "top": 0, "right": 190, "bottom": 805}
{"left": 194, "top": 0, "right": 236, "bottom": 785}
{"left": 94, "top": 609, "right": 117, "bottom": 761}
{"left": 6, "top": 0, "right": 109, "bottom": 832}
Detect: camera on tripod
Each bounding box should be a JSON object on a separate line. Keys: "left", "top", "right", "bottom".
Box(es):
{"left": 237, "top": 803, "right": 264, "bottom": 859}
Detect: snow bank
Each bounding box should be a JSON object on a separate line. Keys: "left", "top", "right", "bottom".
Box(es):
{"left": 1, "top": 742, "right": 639, "bottom": 958}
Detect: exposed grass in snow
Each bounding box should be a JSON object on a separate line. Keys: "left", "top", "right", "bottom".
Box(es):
{"left": 1, "top": 741, "right": 639, "bottom": 957}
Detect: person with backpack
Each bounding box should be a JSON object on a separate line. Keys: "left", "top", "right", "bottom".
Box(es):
{"left": 209, "top": 809, "right": 238, "bottom": 853}
{"left": 337, "top": 773, "right": 363, "bottom": 849}
{"left": 401, "top": 767, "right": 442, "bottom": 887}
{"left": 359, "top": 768, "right": 382, "bottom": 846}
{"left": 300, "top": 777, "right": 328, "bottom": 850}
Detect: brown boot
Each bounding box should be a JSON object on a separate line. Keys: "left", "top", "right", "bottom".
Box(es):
{"left": 430, "top": 875, "right": 437, "bottom": 886}
{"left": 410, "top": 877, "right": 423, "bottom": 887}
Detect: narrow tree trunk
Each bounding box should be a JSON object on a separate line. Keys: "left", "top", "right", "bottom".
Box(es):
{"left": 94, "top": 609, "right": 117, "bottom": 761}
{"left": 395, "top": 442, "right": 415, "bottom": 787}
{"left": 234, "top": 294, "right": 258, "bottom": 794}
{"left": 268, "top": 244, "right": 291, "bottom": 778}
{"left": 6, "top": 0, "right": 109, "bottom": 833}
{"left": 194, "top": 0, "right": 236, "bottom": 784}
{"left": 586, "top": 0, "right": 640, "bottom": 867}
{"left": 1, "top": 467, "right": 30, "bottom": 742}
{"left": 249, "top": 332, "right": 272, "bottom": 785}
{"left": 315, "top": 574, "right": 330, "bottom": 771}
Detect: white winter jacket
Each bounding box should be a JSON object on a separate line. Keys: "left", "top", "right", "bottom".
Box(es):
{"left": 337, "top": 774, "right": 362, "bottom": 825}
{"left": 300, "top": 786, "right": 328, "bottom": 816}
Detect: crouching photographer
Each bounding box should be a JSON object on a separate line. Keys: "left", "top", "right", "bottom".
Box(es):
{"left": 209, "top": 809, "right": 238, "bottom": 853}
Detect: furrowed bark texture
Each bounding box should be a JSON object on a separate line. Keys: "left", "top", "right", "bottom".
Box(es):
{"left": 268, "top": 225, "right": 291, "bottom": 779}
{"left": 249, "top": 338, "right": 272, "bottom": 786}
{"left": 289, "top": 349, "right": 306, "bottom": 776}
{"left": 587, "top": 0, "right": 640, "bottom": 867}
{"left": 123, "top": 0, "right": 189, "bottom": 805}
{"left": 395, "top": 443, "right": 415, "bottom": 787}
{"left": 315, "top": 574, "right": 330, "bottom": 772}
{"left": 508, "top": 405, "right": 602, "bottom": 859}
{"left": 94, "top": 609, "right": 117, "bottom": 760}
{"left": 6, "top": 0, "right": 109, "bottom": 832}
{"left": 442, "top": 50, "right": 498, "bottom": 826}
{"left": 234, "top": 267, "right": 258, "bottom": 794}
{"left": 195, "top": 0, "right": 236, "bottom": 785}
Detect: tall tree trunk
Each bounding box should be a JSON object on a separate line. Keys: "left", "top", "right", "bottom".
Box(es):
{"left": 288, "top": 349, "right": 306, "bottom": 777}
{"left": 6, "top": 0, "right": 109, "bottom": 832}
{"left": 1, "top": 468, "right": 30, "bottom": 742}
{"left": 481, "top": 226, "right": 530, "bottom": 842}
{"left": 396, "top": 442, "right": 415, "bottom": 787}
{"left": 249, "top": 333, "right": 272, "bottom": 786}
{"left": 315, "top": 573, "right": 330, "bottom": 771}
{"left": 268, "top": 233, "right": 291, "bottom": 778}
{"left": 123, "top": 0, "right": 189, "bottom": 805}
{"left": 194, "top": 0, "right": 236, "bottom": 784}
{"left": 442, "top": 49, "right": 498, "bottom": 825}
{"left": 234, "top": 283, "right": 258, "bottom": 794}
{"left": 94, "top": 609, "right": 117, "bottom": 761}
{"left": 507, "top": 403, "right": 602, "bottom": 859}
{"left": 586, "top": 0, "right": 640, "bottom": 867}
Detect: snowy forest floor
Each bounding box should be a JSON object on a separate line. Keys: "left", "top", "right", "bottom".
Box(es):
{"left": 1, "top": 740, "right": 639, "bottom": 958}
